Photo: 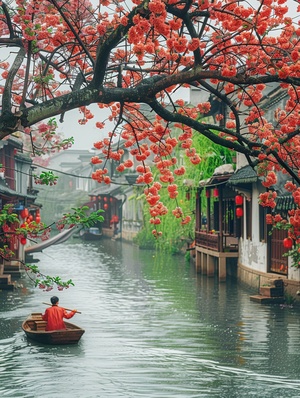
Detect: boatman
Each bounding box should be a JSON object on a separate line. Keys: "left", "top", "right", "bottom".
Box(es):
{"left": 42, "top": 296, "right": 77, "bottom": 331}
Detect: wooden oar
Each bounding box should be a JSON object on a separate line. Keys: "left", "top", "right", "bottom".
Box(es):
{"left": 43, "top": 302, "right": 82, "bottom": 314}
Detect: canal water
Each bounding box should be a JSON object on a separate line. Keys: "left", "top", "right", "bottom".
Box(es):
{"left": 1, "top": 239, "right": 300, "bottom": 398}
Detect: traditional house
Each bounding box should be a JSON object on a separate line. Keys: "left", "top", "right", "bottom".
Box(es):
{"left": 86, "top": 146, "right": 144, "bottom": 240}
{"left": 194, "top": 153, "right": 300, "bottom": 299}
{"left": 35, "top": 146, "right": 144, "bottom": 241}
{"left": 87, "top": 176, "right": 143, "bottom": 241}
{"left": 193, "top": 85, "right": 300, "bottom": 298}
{"left": 194, "top": 164, "right": 239, "bottom": 282}
{"left": 227, "top": 157, "right": 300, "bottom": 298}
{"left": 0, "top": 136, "right": 39, "bottom": 289}
{"left": 36, "top": 150, "right": 97, "bottom": 224}
{"left": 86, "top": 181, "right": 123, "bottom": 239}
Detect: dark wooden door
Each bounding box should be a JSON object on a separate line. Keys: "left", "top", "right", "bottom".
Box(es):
{"left": 269, "top": 228, "right": 288, "bottom": 275}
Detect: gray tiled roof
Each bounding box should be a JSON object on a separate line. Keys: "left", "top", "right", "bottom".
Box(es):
{"left": 227, "top": 165, "right": 257, "bottom": 185}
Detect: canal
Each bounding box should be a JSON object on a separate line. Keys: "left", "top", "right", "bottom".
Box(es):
{"left": 1, "top": 239, "right": 300, "bottom": 397}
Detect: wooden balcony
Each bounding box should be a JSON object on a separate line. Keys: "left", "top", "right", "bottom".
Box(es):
{"left": 195, "top": 230, "right": 238, "bottom": 253}
{"left": 194, "top": 231, "right": 239, "bottom": 282}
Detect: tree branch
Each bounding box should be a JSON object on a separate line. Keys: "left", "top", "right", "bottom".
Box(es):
{"left": 2, "top": 47, "right": 26, "bottom": 113}
{"left": 147, "top": 98, "right": 259, "bottom": 157}
{"left": 92, "top": 0, "right": 151, "bottom": 88}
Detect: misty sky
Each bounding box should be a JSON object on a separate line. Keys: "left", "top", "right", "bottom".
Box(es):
{"left": 59, "top": 105, "right": 111, "bottom": 150}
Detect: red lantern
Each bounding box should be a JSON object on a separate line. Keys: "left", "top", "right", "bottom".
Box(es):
{"left": 283, "top": 238, "right": 293, "bottom": 249}
{"left": 235, "top": 195, "right": 243, "bottom": 205}
{"left": 205, "top": 189, "right": 210, "bottom": 198}
{"left": 36, "top": 216, "right": 41, "bottom": 223}
{"left": 110, "top": 197, "right": 113, "bottom": 202}
{"left": 213, "top": 188, "right": 219, "bottom": 197}
{"left": 104, "top": 197, "right": 108, "bottom": 202}
{"left": 103, "top": 203, "right": 108, "bottom": 210}
{"left": 236, "top": 207, "right": 243, "bottom": 218}
{"left": 111, "top": 215, "right": 119, "bottom": 223}
{"left": 20, "top": 208, "right": 29, "bottom": 219}
{"left": 20, "top": 237, "right": 27, "bottom": 245}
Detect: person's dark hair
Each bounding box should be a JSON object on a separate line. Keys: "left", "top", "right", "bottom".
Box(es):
{"left": 50, "top": 296, "right": 59, "bottom": 305}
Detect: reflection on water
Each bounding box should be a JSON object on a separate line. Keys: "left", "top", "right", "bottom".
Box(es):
{"left": 1, "top": 239, "right": 300, "bottom": 397}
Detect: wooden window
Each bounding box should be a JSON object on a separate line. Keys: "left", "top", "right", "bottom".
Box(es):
{"left": 246, "top": 199, "right": 252, "bottom": 239}
{"left": 222, "top": 199, "right": 234, "bottom": 235}
{"left": 259, "top": 205, "right": 267, "bottom": 242}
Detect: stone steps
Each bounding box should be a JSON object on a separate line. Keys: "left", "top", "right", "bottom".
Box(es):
{"left": 0, "top": 260, "right": 22, "bottom": 289}
{"left": 3, "top": 262, "right": 22, "bottom": 278}
{"left": 250, "top": 278, "right": 284, "bottom": 305}
{"left": 250, "top": 295, "right": 284, "bottom": 304}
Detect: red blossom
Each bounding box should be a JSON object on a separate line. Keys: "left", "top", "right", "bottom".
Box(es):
{"left": 146, "top": 195, "right": 160, "bottom": 206}
{"left": 172, "top": 207, "right": 183, "bottom": 219}
{"left": 116, "top": 164, "right": 125, "bottom": 172}
{"left": 91, "top": 156, "right": 103, "bottom": 164}
{"left": 181, "top": 216, "right": 191, "bottom": 225}
{"left": 174, "top": 167, "right": 186, "bottom": 176}
{"left": 169, "top": 191, "right": 178, "bottom": 199}
{"left": 167, "top": 184, "right": 178, "bottom": 193}
{"left": 150, "top": 217, "right": 161, "bottom": 225}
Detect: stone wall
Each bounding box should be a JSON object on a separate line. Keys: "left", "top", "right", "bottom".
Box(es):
{"left": 237, "top": 261, "right": 300, "bottom": 301}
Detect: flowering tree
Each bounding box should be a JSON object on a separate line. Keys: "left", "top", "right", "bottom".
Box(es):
{"left": 0, "top": 204, "right": 104, "bottom": 290}
{"left": 23, "top": 118, "right": 74, "bottom": 166}
{"left": 2, "top": 0, "right": 300, "bottom": 263}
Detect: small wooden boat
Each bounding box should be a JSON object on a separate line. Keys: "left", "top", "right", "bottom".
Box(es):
{"left": 79, "top": 227, "right": 102, "bottom": 241}
{"left": 22, "top": 313, "right": 85, "bottom": 345}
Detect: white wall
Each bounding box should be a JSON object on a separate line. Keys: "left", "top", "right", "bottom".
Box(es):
{"left": 239, "top": 184, "right": 268, "bottom": 273}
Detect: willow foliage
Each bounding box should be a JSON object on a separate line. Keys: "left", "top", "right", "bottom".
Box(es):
{"left": 134, "top": 131, "right": 235, "bottom": 253}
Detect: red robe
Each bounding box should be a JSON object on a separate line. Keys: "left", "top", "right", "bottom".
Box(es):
{"left": 42, "top": 305, "right": 76, "bottom": 331}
